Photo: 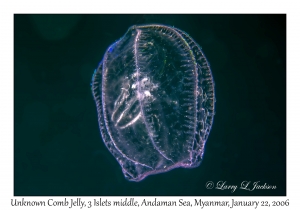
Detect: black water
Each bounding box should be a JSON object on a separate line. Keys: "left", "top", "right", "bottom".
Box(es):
{"left": 14, "top": 14, "right": 286, "bottom": 196}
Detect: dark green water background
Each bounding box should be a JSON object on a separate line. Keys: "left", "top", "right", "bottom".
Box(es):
{"left": 14, "top": 14, "right": 286, "bottom": 196}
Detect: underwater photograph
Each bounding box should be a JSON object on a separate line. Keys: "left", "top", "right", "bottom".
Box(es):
{"left": 14, "top": 14, "right": 286, "bottom": 196}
